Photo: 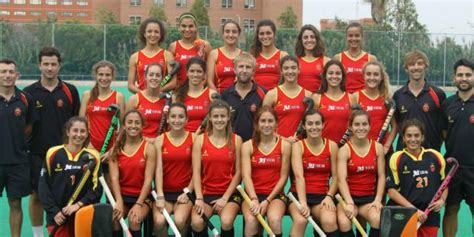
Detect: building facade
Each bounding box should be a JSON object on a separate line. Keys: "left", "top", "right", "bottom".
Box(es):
{"left": 0, "top": 0, "right": 302, "bottom": 31}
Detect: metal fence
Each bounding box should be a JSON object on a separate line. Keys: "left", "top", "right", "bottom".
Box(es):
{"left": 1, "top": 22, "right": 472, "bottom": 87}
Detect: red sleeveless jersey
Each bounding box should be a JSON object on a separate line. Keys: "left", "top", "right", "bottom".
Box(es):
{"left": 357, "top": 91, "right": 388, "bottom": 142}
{"left": 274, "top": 86, "right": 306, "bottom": 138}
{"left": 255, "top": 51, "right": 281, "bottom": 90}
{"left": 251, "top": 138, "right": 283, "bottom": 195}
{"left": 184, "top": 88, "right": 211, "bottom": 132}
{"left": 215, "top": 48, "right": 238, "bottom": 93}
{"left": 200, "top": 133, "right": 236, "bottom": 195}
{"left": 174, "top": 41, "right": 200, "bottom": 85}
{"left": 347, "top": 140, "right": 378, "bottom": 196}
{"left": 136, "top": 49, "right": 167, "bottom": 90}
{"left": 341, "top": 51, "right": 370, "bottom": 93}
{"left": 290, "top": 139, "right": 332, "bottom": 194}
{"left": 118, "top": 140, "right": 148, "bottom": 196}
{"left": 162, "top": 132, "right": 193, "bottom": 192}
{"left": 297, "top": 56, "right": 324, "bottom": 93}
{"left": 136, "top": 91, "right": 166, "bottom": 138}
{"left": 86, "top": 91, "right": 117, "bottom": 151}
{"left": 318, "top": 92, "right": 351, "bottom": 142}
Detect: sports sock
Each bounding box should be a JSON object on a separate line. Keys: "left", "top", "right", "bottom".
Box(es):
{"left": 32, "top": 226, "right": 44, "bottom": 237}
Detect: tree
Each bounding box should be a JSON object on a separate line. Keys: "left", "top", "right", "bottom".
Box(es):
{"left": 190, "top": 0, "right": 209, "bottom": 27}
{"left": 95, "top": 8, "right": 119, "bottom": 25}
{"left": 277, "top": 6, "right": 298, "bottom": 28}
{"left": 149, "top": 6, "right": 168, "bottom": 23}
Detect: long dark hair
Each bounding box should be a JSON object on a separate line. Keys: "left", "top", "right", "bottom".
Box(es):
{"left": 318, "top": 60, "right": 347, "bottom": 93}
{"left": 89, "top": 60, "right": 117, "bottom": 104}
{"left": 301, "top": 109, "right": 325, "bottom": 139}
{"left": 252, "top": 105, "right": 278, "bottom": 146}
{"left": 111, "top": 110, "right": 145, "bottom": 160}
{"left": 175, "top": 57, "right": 207, "bottom": 103}
{"left": 250, "top": 19, "right": 276, "bottom": 57}
{"left": 62, "top": 116, "right": 90, "bottom": 148}
{"left": 295, "top": 24, "right": 326, "bottom": 57}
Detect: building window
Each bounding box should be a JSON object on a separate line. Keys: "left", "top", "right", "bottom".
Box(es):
{"left": 14, "top": 11, "right": 26, "bottom": 15}
{"left": 153, "top": 0, "right": 163, "bottom": 6}
{"left": 61, "top": 12, "right": 73, "bottom": 16}
{"left": 76, "top": 12, "right": 88, "bottom": 17}
{"left": 46, "top": 11, "right": 57, "bottom": 17}
{"left": 221, "top": 18, "right": 232, "bottom": 27}
{"left": 0, "top": 10, "right": 10, "bottom": 15}
{"left": 176, "top": 0, "right": 186, "bottom": 7}
{"left": 76, "top": 0, "right": 87, "bottom": 5}
{"left": 129, "top": 15, "right": 141, "bottom": 25}
{"left": 221, "top": 0, "right": 231, "bottom": 8}
{"left": 204, "top": 0, "right": 209, "bottom": 7}
{"left": 244, "top": 0, "right": 255, "bottom": 9}
{"left": 130, "top": 0, "right": 140, "bottom": 6}
{"left": 14, "top": 0, "right": 26, "bottom": 4}
{"left": 30, "top": 0, "right": 41, "bottom": 4}
{"left": 243, "top": 18, "right": 255, "bottom": 32}
{"left": 45, "top": 0, "right": 57, "bottom": 4}
{"left": 61, "top": 0, "right": 72, "bottom": 5}
{"left": 0, "top": 0, "right": 10, "bottom": 3}
{"left": 30, "top": 11, "right": 41, "bottom": 16}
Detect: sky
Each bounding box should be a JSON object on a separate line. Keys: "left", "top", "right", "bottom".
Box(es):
{"left": 302, "top": 0, "right": 473, "bottom": 36}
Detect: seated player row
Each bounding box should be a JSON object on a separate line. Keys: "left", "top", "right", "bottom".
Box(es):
{"left": 128, "top": 13, "right": 375, "bottom": 95}
{"left": 39, "top": 102, "right": 446, "bottom": 237}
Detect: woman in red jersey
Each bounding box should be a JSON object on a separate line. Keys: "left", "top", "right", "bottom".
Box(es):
{"left": 312, "top": 60, "right": 356, "bottom": 144}
{"left": 127, "top": 63, "right": 166, "bottom": 140}
{"left": 250, "top": 19, "right": 288, "bottom": 90}
{"left": 207, "top": 20, "right": 242, "bottom": 93}
{"left": 334, "top": 22, "right": 377, "bottom": 93}
{"left": 79, "top": 61, "right": 125, "bottom": 153}
{"left": 109, "top": 110, "right": 157, "bottom": 237}
{"left": 263, "top": 55, "right": 312, "bottom": 142}
{"left": 153, "top": 103, "right": 194, "bottom": 236}
{"left": 295, "top": 24, "right": 330, "bottom": 93}
{"left": 337, "top": 110, "right": 385, "bottom": 237}
{"left": 289, "top": 109, "right": 339, "bottom": 237}
{"left": 241, "top": 106, "right": 291, "bottom": 237}
{"left": 353, "top": 61, "right": 396, "bottom": 154}
{"left": 191, "top": 99, "right": 242, "bottom": 237}
{"left": 173, "top": 57, "right": 217, "bottom": 132}
{"left": 128, "top": 17, "right": 175, "bottom": 93}
{"left": 169, "top": 12, "right": 211, "bottom": 86}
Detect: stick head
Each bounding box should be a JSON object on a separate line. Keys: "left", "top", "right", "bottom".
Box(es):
{"left": 302, "top": 97, "right": 314, "bottom": 109}
{"left": 168, "top": 61, "right": 181, "bottom": 76}
{"left": 211, "top": 92, "right": 222, "bottom": 100}
{"left": 107, "top": 104, "right": 120, "bottom": 113}
{"left": 351, "top": 103, "right": 362, "bottom": 111}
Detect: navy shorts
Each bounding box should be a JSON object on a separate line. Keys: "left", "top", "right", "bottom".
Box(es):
{"left": 446, "top": 166, "right": 474, "bottom": 207}
{"left": 0, "top": 163, "right": 31, "bottom": 198}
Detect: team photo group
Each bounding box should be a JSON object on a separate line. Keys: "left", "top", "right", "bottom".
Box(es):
{"left": 0, "top": 12, "right": 473, "bottom": 237}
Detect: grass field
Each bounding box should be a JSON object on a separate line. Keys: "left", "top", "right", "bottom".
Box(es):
{"left": 0, "top": 83, "right": 471, "bottom": 236}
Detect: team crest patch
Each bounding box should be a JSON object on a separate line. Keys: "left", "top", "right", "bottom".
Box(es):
{"left": 250, "top": 103, "right": 257, "bottom": 112}
{"left": 316, "top": 64, "right": 322, "bottom": 71}
{"left": 422, "top": 103, "right": 430, "bottom": 112}
{"left": 57, "top": 98, "right": 64, "bottom": 108}
{"left": 14, "top": 107, "right": 22, "bottom": 117}
{"left": 470, "top": 114, "right": 474, "bottom": 124}
{"left": 186, "top": 146, "right": 192, "bottom": 154}
{"left": 430, "top": 163, "right": 435, "bottom": 172}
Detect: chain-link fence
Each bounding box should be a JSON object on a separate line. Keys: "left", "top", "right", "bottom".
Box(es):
{"left": 1, "top": 22, "right": 472, "bottom": 87}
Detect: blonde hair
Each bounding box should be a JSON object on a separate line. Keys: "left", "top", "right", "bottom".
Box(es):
{"left": 362, "top": 61, "right": 391, "bottom": 100}
{"left": 404, "top": 50, "right": 430, "bottom": 69}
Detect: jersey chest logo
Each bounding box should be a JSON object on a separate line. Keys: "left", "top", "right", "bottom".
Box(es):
{"left": 57, "top": 98, "right": 64, "bottom": 108}
{"left": 14, "top": 107, "right": 22, "bottom": 117}
{"left": 470, "top": 114, "right": 474, "bottom": 124}
{"left": 422, "top": 103, "right": 430, "bottom": 112}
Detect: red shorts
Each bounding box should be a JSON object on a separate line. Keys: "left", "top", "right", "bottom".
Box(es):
{"left": 47, "top": 222, "right": 75, "bottom": 237}
{"left": 418, "top": 225, "right": 438, "bottom": 237}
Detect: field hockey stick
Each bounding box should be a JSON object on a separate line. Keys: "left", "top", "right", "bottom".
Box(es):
{"left": 338, "top": 104, "right": 362, "bottom": 147}
{"left": 151, "top": 191, "right": 181, "bottom": 237}
{"left": 100, "top": 104, "right": 120, "bottom": 157}
{"left": 99, "top": 176, "right": 132, "bottom": 237}
{"left": 417, "top": 157, "right": 459, "bottom": 229}
{"left": 335, "top": 194, "right": 367, "bottom": 237}
{"left": 50, "top": 158, "right": 97, "bottom": 237}
{"left": 236, "top": 185, "right": 276, "bottom": 237}
{"left": 160, "top": 61, "right": 181, "bottom": 88}
{"left": 287, "top": 192, "right": 326, "bottom": 237}
{"left": 157, "top": 92, "right": 173, "bottom": 136}
{"left": 197, "top": 93, "right": 222, "bottom": 134}
{"left": 376, "top": 99, "right": 396, "bottom": 143}
{"left": 183, "top": 188, "right": 220, "bottom": 237}
{"left": 295, "top": 97, "right": 315, "bottom": 138}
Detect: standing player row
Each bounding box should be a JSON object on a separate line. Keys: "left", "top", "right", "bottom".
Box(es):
{"left": 128, "top": 14, "right": 375, "bottom": 96}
